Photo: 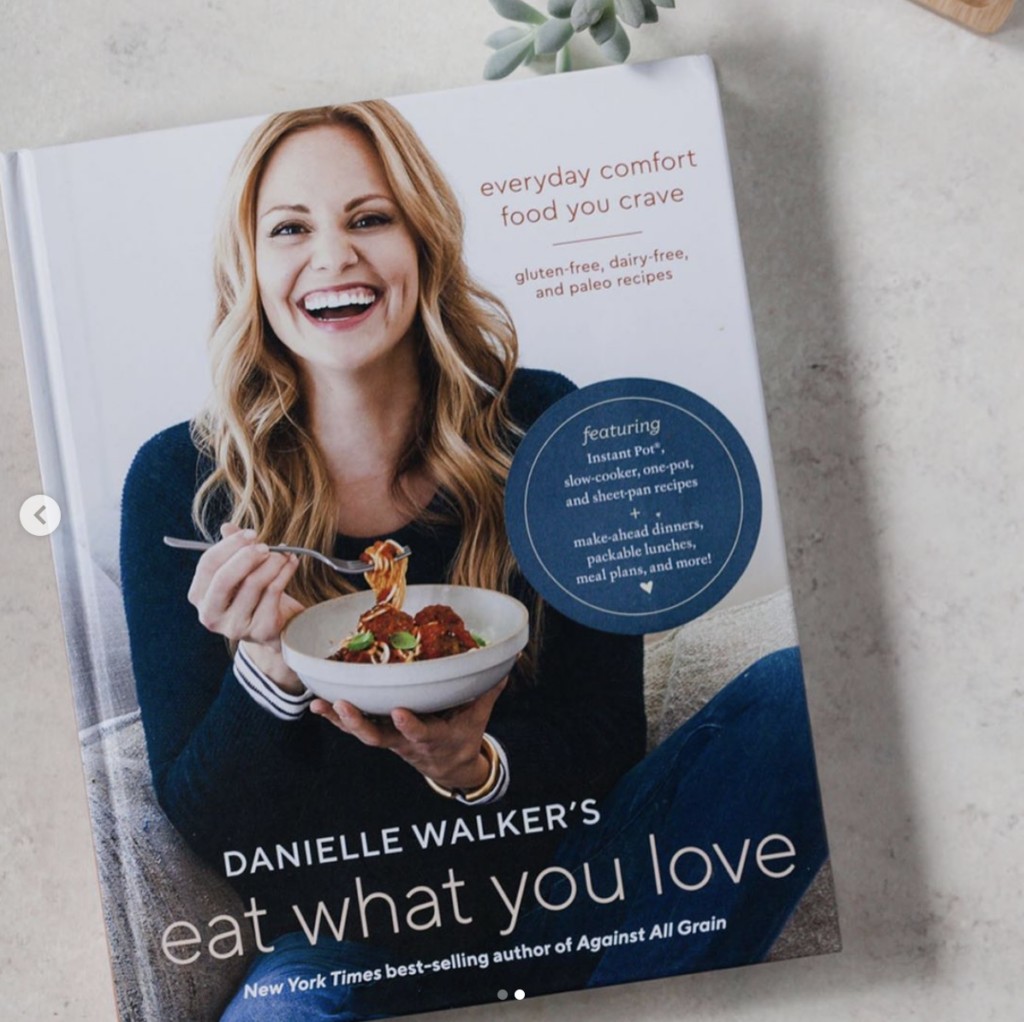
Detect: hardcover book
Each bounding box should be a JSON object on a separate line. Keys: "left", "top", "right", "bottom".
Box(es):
{"left": 2, "top": 55, "right": 840, "bottom": 1020}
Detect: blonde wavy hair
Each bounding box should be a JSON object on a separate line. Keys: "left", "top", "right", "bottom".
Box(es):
{"left": 191, "top": 101, "right": 523, "bottom": 607}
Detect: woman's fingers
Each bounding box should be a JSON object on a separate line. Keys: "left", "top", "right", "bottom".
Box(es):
{"left": 389, "top": 708, "right": 431, "bottom": 743}
{"left": 195, "top": 542, "right": 273, "bottom": 632}
{"left": 317, "top": 681, "right": 509, "bottom": 787}
{"left": 390, "top": 676, "right": 509, "bottom": 749}
{"left": 246, "top": 554, "right": 301, "bottom": 643}
{"left": 188, "top": 526, "right": 302, "bottom": 644}
{"left": 412, "top": 677, "right": 507, "bottom": 735}
{"left": 184, "top": 523, "right": 304, "bottom": 692}
{"left": 390, "top": 676, "right": 507, "bottom": 739}
{"left": 225, "top": 550, "right": 290, "bottom": 626}
{"left": 309, "top": 698, "right": 343, "bottom": 728}
{"left": 186, "top": 527, "right": 256, "bottom": 607}
{"left": 385, "top": 678, "right": 508, "bottom": 784}
{"left": 316, "top": 700, "right": 398, "bottom": 749}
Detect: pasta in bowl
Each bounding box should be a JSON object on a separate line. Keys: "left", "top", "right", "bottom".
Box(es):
{"left": 281, "top": 541, "right": 529, "bottom": 714}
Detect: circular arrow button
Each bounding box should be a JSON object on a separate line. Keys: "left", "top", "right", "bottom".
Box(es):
{"left": 19, "top": 494, "right": 61, "bottom": 537}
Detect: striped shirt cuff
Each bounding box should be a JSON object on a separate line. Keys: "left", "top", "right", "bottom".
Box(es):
{"left": 453, "top": 733, "right": 510, "bottom": 805}
{"left": 233, "top": 644, "right": 313, "bottom": 721}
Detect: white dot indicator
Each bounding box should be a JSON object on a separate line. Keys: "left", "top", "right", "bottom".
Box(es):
{"left": 514, "top": 989, "right": 525, "bottom": 1000}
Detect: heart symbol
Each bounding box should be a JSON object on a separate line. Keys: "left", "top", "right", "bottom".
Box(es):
{"left": 640, "top": 581, "right": 654, "bottom": 594}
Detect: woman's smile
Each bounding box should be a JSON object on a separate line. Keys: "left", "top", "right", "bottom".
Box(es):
{"left": 255, "top": 124, "right": 420, "bottom": 374}
{"left": 299, "top": 284, "right": 380, "bottom": 329}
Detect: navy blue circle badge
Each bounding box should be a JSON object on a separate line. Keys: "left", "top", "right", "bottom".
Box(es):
{"left": 505, "top": 378, "right": 762, "bottom": 634}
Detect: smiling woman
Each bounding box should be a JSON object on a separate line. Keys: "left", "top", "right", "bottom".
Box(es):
{"left": 254, "top": 124, "right": 420, "bottom": 379}
{"left": 112, "top": 87, "right": 834, "bottom": 1021}
{"left": 119, "top": 98, "right": 648, "bottom": 1019}
{"left": 194, "top": 101, "right": 527, "bottom": 574}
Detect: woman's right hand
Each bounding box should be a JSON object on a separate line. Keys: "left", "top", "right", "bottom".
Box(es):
{"left": 187, "top": 523, "right": 305, "bottom": 692}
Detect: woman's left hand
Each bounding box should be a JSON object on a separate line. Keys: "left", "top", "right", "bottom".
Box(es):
{"left": 310, "top": 678, "right": 507, "bottom": 791}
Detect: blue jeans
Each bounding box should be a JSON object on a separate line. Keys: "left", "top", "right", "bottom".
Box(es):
{"left": 221, "top": 648, "right": 830, "bottom": 1020}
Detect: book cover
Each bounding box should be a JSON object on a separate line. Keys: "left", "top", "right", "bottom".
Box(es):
{"left": 1, "top": 55, "right": 840, "bottom": 1020}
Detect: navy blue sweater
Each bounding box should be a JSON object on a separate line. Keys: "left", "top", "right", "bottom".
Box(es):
{"left": 120, "top": 368, "right": 645, "bottom": 946}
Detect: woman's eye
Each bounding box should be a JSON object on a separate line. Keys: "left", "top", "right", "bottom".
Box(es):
{"left": 352, "top": 212, "right": 392, "bottom": 230}
{"left": 269, "top": 221, "right": 307, "bottom": 238}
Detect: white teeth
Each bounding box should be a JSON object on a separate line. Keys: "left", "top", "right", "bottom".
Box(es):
{"left": 303, "top": 288, "right": 376, "bottom": 311}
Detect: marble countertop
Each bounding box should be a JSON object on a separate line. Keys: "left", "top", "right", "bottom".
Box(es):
{"left": 2, "top": 2, "right": 1022, "bottom": 1019}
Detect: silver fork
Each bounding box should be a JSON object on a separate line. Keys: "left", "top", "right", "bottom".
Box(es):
{"left": 162, "top": 536, "right": 411, "bottom": 575}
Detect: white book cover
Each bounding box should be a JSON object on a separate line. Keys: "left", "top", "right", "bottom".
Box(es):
{"left": 2, "top": 55, "right": 839, "bottom": 1021}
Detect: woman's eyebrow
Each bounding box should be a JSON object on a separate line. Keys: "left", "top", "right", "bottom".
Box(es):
{"left": 258, "top": 194, "right": 395, "bottom": 221}
{"left": 258, "top": 203, "right": 308, "bottom": 221}
{"left": 344, "top": 193, "right": 395, "bottom": 211}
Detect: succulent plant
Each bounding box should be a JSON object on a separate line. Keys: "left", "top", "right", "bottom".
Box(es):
{"left": 484, "top": 0, "right": 676, "bottom": 80}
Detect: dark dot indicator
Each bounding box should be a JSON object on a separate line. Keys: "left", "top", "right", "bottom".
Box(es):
{"left": 497, "top": 989, "right": 508, "bottom": 1001}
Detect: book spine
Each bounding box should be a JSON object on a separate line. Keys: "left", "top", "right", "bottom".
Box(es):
{"left": 1, "top": 152, "right": 113, "bottom": 726}
{"left": 3, "top": 154, "right": 142, "bottom": 1022}
{"left": 1, "top": 150, "right": 68, "bottom": 503}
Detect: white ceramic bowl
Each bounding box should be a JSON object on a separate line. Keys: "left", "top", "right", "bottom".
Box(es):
{"left": 281, "top": 584, "right": 529, "bottom": 715}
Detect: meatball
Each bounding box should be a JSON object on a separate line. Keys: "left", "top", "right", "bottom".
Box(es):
{"left": 414, "top": 605, "right": 467, "bottom": 631}
{"left": 359, "top": 607, "right": 416, "bottom": 643}
{"left": 416, "top": 617, "right": 476, "bottom": 660}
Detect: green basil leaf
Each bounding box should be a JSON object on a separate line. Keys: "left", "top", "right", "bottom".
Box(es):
{"left": 346, "top": 632, "right": 374, "bottom": 652}
{"left": 389, "top": 631, "right": 418, "bottom": 651}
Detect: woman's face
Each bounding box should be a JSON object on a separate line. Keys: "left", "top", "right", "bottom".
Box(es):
{"left": 254, "top": 124, "right": 419, "bottom": 378}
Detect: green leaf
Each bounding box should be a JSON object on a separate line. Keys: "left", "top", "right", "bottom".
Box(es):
{"left": 556, "top": 45, "right": 573, "bottom": 72}
{"left": 571, "top": 0, "right": 610, "bottom": 31}
{"left": 614, "top": 0, "right": 645, "bottom": 28}
{"left": 471, "top": 632, "right": 488, "bottom": 648}
{"left": 599, "top": 19, "right": 631, "bottom": 62}
{"left": 486, "top": 26, "right": 530, "bottom": 48}
{"left": 535, "top": 16, "right": 575, "bottom": 53}
{"left": 483, "top": 32, "right": 535, "bottom": 78}
{"left": 589, "top": 8, "right": 618, "bottom": 44}
{"left": 489, "top": 0, "right": 547, "bottom": 24}
{"left": 548, "top": 0, "right": 575, "bottom": 16}
{"left": 346, "top": 632, "right": 374, "bottom": 652}
{"left": 389, "top": 631, "right": 418, "bottom": 651}
{"left": 640, "top": 0, "right": 659, "bottom": 21}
